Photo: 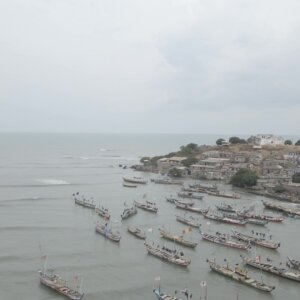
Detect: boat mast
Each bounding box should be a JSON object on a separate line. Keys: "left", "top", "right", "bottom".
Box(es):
{"left": 200, "top": 280, "right": 207, "bottom": 300}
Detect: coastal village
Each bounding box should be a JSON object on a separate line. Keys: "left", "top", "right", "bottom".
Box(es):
{"left": 135, "top": 134, "right": 300, "bottom": 203}
{"left": 32, "top": 134, "right": 300, "bottom": 300}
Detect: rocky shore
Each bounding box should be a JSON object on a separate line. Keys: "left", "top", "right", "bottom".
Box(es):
{"left": 134, "top": 138, "right": 300, "bottom": 203}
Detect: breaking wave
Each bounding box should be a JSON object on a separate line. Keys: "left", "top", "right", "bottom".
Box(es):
{"left": 36, "top": 179, "right": 71, "bottom": 185}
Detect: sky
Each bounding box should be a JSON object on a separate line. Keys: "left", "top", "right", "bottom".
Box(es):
{"left": 0, "top": 0, "right": 300, "bottom": 134}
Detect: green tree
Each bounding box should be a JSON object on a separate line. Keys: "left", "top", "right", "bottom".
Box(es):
{"left": 186, "top": 143, "right": 198, "bottom": 150}
{"left": 182, "top": 157, "right": 198, "bottom": 167}
{"left": 230, "top": 168, "right": 258, "bottom": 188}
{"left": 292, "top": 173, "right": 300, "bottom": 183}
{"left": 179, "top": 143, "right": 198, "bottom": 155}
{"left": 229, "top": 137, "right": 247, "bottom": 144}
{"left": 295, "top": 140, "right": 300, "bottom": 146}
{"left": 284, "top": 140, "right": 292, "bottom": 145}
{"left": 273, "top": 185, "right": 286, "bottom": 193}
{"left": 168, "top": 167, "right": 183, "bottom": 177}
{"left": 216, "top": 138, "right": 225, "bottom": 146}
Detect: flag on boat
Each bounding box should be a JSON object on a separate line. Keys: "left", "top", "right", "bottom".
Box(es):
{"left": 73, "top": 274, "right": 79, "bottom": 284}
{"left": 181, "top": 288, "right": 189, "bottom": 297}
{"left": 200, "top": 280, "right": 207, "bottom": 287}
{"left": 182, "top": 227, "right": 192, "bottom": 234}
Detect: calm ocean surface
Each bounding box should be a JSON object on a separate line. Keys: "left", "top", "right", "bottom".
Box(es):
{"left": 0, "top": 133, "right": 299, "bottom": 300}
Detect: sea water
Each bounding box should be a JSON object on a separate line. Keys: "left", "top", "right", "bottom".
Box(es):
{"left": 0, "top": 133, "right": 299, "bottom": 300}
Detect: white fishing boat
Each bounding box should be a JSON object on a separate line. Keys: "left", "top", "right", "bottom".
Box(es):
{"left": 123, "top": 176, "right": 147, "bottom": 184}
{"left": 73, "top": 193, "right": 95, "bottom": 209}
{"left": 121, "top": 206, "right": 137, "bottom": 220}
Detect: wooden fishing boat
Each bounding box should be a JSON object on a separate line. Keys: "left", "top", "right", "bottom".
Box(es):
{"left": 207, "top": 191, "right": 241, "bottom": 199}
{"left": 207, "top": 260, "right": 275, "bottom": 292}
{"left": 178, "top": 192, "right": 203, "bottom": 200}
{"left": 159, "top": 228, "right": 197, "bottom": 248}
{"left": 123, "top": 182, "right": 137, "bottom": 188}
{"left": 215, "top": 203, "right": 236, "bottom": 213}
{"left": 95, "top": 223, "right": 121, "bottom": 242}
{"left": 151, "top": 177, "right": 183, "bottom": 185}
{"left": 246, "top": 218, "right": 268, "bottom": 226}
{"left": 38, "top": 269, "right": 83, "bottom": 300}
{"left": 174, "top": 201, "right": 208, "bottom": 214}
{"left": 200, "top": 232, "right": 249, "bottom": 250}
{"left": 262, "top": 200, "right": 300, "bottom": 217}
{"left": 182, "top": 187, "right": 204, "bottom": 193}
{"left": 243, "top": 257, "right": 300, "bottom": 282}
{"left": 202, "top": 212, "right": 247, "bottom": 226}
{"left": 176, "top": 215, "right": 201, "bottom": 228}
{"left": 287, "top": 257, "right": 300, "bottom": 270}
{"left": 127, "top": 225, "right": 146, "bottom": 239}
{"left": 121, "top": 206, "right": 137, "bottom": 220}
{"left": 232, "top": 231, "right": 280, "bottom": 249}
{"left": 153, "top": 287, "right": 183, "bottom": 300}
{"left": 123, "top": 176, "right": 147, "bottom": 184}
{"left": 95, "top": 206, "right": 110, "bottom": 219}
{"left": 144, "top": 242, "right": 191, "bottom": 267}
{"left": 237, "top": 211, "right": 283, "bottom": 223}
{"left": 189, "top": 183, "right": 218, "bottom": 192}
{"left": 73, "top": 193, "right": 96, "bottom": 209}
{"left": 134, "top": 200, "right": 158, "bottom": 213}
{"left": 166, "top": 197, "right": 194, "bottom": 206}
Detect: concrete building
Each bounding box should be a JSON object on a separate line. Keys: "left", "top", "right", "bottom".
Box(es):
{"left": 252, "top": 134, "right": 284, "bottom": 146}
{"left": 157, "top": 156, "right": 187, "bottom": 172}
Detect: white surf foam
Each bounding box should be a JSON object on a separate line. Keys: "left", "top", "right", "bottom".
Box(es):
{"left": 37, "top": 179, "right": 70, "bottom": 185}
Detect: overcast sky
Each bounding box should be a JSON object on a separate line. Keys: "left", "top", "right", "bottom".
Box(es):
{"left": 1, "top": 0, "right": 299, "bottom": 134}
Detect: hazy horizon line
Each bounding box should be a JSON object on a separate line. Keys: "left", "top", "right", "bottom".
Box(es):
{"left": 0, "top": 131, "right": 298, "bottom": 137}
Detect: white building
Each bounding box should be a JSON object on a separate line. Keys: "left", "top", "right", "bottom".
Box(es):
{"left": 253, "top": 134, "right": 284, "bottom": 146}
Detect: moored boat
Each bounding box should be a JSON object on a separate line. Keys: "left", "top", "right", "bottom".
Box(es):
{"left": 202, "top": 212, "right": 247, "bottom": 226}
{"left": 73, "top": 193, "right": 96, "bottom": 209}
{"left": 207, "top": 191, "right": 240, "bottom": 199}
{"left": 246, "top": 218, "right": 268, "bottom": 226}
{"left": 134, "top": 200, "right": 158, "bottom": 213}
{"left": 207, "top": 260, "right": 275, "bottom": 292}
{"left": 232, "top": 231, "right": 280, "bottom": 249}
{"left": 189, "top": 182, "right": 218, "bottom": 192}
{"left": 178, "top": 192, "right": 203, "bottom": 200}
{"left": 121, "top": 206, "right": 137, "bottom": 220}
{"left": 175, "top": 201, "right": 208, "bottom": 214}
{"left": 144, "top": 242, "right": 191, "bottom": 267}
{"left": 200, "top": 232, "right": 249, "bottom": 250}
{"left": 151, "top": 177, "right": 183, "bottom": 185}
{"left": 123, "top": 182, "right": 137, "bottom": 188}
{"left": 38, "top": 269, "right": 84, "bottom": 300}
{"left": 287, "top": 257, "right": 300, "bottom": 270}
{"left": 216, "top": 203, "right": 236, "bottom": 213}
{"left": 95, "top": 223, "right": 121, "bottom": 242}
{"left": 153, "top": 288, "right": 183, "bottom": 300}
{"left": 262, "top": 200, "right": 300, "bottom": 217}
{"left": 123, "top": 176, "right": 147, "bottom": 184}
{"left": 159, "top": 228, "right": 197, "bottom": 248}
{"left": 166, "top": 197, "right": 194, "bottom": 206}
{"left": 176, "top": 215, "right": 201, "bottom": 228}
{"left": 127, "top": 225, "right": 146, "bottom": 239}
{"left": 243, "top": 257, "right": 300, "bottom": 282}
{"left": 95, "top": 206, "right": 110, "bottom": 219}
{"left": 237, "top": 211, "right": 283, "bottom": 223}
